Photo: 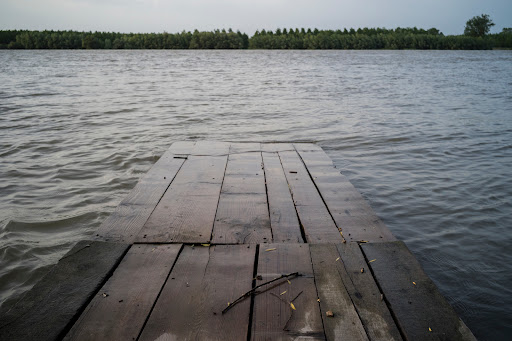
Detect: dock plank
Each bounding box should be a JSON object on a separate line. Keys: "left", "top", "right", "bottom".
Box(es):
{"left": 192, "top": 140, "right": 231, "bottom": 155}
{"left": 310, "top": 244, "right": 369, "bottom": 340}
{"left": 211, "top": 153, "right": 271, "bottom": 244}
{"left": 262, "top": 152, "right": 303, "bottom": 243}
{"left": 168, "top": 141, "right": 196, "bottom": 155}
{"left": 335, "top": 243, "right": 402, "bottom": 341}
{"left": 362, "top": 241, "right": 476, "bottom": 341}
{"left": 65, "top": 244, "right": 181, "bottom": 341}
{"left": 96, "top": 148, "right": 186, "bottom": 243}
{"left": 261, "top": 143, "right": 295, "bottom": 153}
{"left": 139, "top": 245, "right": 255, "bottom": 341}
{"left": 279, "top": 150, "right": 342, "bottom": 243}
{"left": 230, "top": 142, "right": 262, "bottom": 154}
{"left": 294, "top": 145, "right": 396, "bottom": 242}
{"left": 310, "top": 244, "right": 369, "bottom": 341}
{"left": 137, "top": 155, "right": 227, "bottom": 243}
{"left": 0, "top": 241, "right": 129, "bottom": 341}
{"left": 252, "top": 244, "right": 325, "bottom": 340}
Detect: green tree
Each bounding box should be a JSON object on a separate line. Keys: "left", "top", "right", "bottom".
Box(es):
{"left": 464, "top": 14, "right": 495, "bottom": 37}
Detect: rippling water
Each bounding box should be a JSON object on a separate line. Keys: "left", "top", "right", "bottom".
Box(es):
{"left": 1, "top": 50, "right": 511, "bottom": 339}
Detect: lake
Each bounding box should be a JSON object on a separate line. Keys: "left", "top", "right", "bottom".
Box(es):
{"left": 0, "top": 50, "right": 511, "bottom": 340}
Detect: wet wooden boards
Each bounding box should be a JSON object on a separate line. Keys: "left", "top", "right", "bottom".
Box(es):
{"left": 362, "top": 241, "right": 476, "bottom": 341}
{"left": 64, "top": 244, "right": 182, "bottom": 341}
{"left": 0, "top": 141, "right": 476, "bottom": 341}
{"left": 0, "top": 241, "right": 129, "bottom": 341}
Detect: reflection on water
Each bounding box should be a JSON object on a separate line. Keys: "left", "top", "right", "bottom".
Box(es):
{"left": 0, "top": 50, "right": 511, "bottom": 340}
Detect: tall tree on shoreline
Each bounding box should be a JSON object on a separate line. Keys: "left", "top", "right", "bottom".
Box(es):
{"left": 464, "top": 14, "right": 495, "bottom": 37}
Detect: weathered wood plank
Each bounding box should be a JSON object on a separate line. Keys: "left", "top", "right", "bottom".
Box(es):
{"left": 136, "top": 155, "right": 227, "bottom": 243}
{"left": 230, "top": 142, "right": 262, "bottom": 154}
{"left": 0, "top": 241, "right": 129, "bottom": 341}
{"left": 335, "top": 243, "right": 402, "bottom": 341}
{"left": 293, "top": 143, "right": 324, "bottom": 152}
{"left": 362, "top": 241, "right": 476, "bottom": 341}
{"left": 168, "top": 141, "right": 196, "bottom": 154}
{"left": 279, "top": 150, "right": 342, "bottom": 243}
{"left": 64, "top": 244, "right": 182, "bottom": 341}
{"left": 310, "top": 244, "right": 369, "bottom": 341}
{"left": 261, "top": 143, "right": 295, "bottom": 153}
{"left": 96, "top": 148, "right": 186, "bottom": 243}
{"left": 294, "top": 145, "right": 396, "bottom": 242}
{"left": 139, "top": 245, "right": 255, "bottom": 341}
{"left": 211, "top": 153, "right": 271, "bottom": 244}
{"left": 262, "top": 152, "right": 303, "bottom": 243}
{"left": 192, "top": 141, "right": 231, "bottom": 155}
{"left": 252, "top": 244, "right": 325, "bottom": 340}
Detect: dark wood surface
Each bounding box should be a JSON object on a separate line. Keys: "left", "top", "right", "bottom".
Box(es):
{"left": 335, "top": 243, "right": 402, "bottom": 341}
{"left": 0, "top": 241, "right": 129, "bottom": 341}
{"left": 137, "top": 155, "right": 228, "bottom": 243}
{"left": 362, "top": 241, "right": 476, "bottom": 341}
{"left": 139, "top": 245, "right": 256, "bottom": 341}
{"left": 64, "top": 244, "right": 182, "bottom": 341}
{"left": 294, "top": 144, "right": 396, "bottom": 243}
{"left": 6, "top": 141, "right": 475, "bottom": 341}
{"left": 211, "top": 152, "right": 271, "bottom": 244}
{"left": 95, "top": 149, "right": 186, "bottom": 243}
{"left": 252, "top": 243, "right": 325, "bottom": 340}
{"left": 310, "top": 244, "right": 370, "bottom": 341}
{"left": 262, "top": 152, "right": 303, "bottom": 243}
{"left": 279, "top": 150, "right": 342, "bottom": 243}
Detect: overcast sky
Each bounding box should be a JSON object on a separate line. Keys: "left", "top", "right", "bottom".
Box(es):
{"left": 1, "top": 0, "right": 510, "bottom": 35}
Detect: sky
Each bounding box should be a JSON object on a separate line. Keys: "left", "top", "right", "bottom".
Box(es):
{"left": 1, "top": 0, "right": 510, "bottom": 35}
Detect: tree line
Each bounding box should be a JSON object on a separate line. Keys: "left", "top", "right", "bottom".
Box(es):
{"left": 1, "top": 26, "right": 510, "bottom": 50}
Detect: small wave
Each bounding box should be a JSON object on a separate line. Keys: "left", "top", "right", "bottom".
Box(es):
{"left": 3, "top": 212, "right": 98, "bottom": 234}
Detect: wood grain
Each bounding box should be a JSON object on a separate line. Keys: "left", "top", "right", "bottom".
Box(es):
{"left": 310, "top": 244, "right": 369, "bottom": 341}
{"left": 65, "top": 244, "right": 182, "bottom": 341}
{"left": 0, "top": 241, "right": 129, "bottom": 341}
{"left": 261, "top": 143, "right": 295, "bottom": 153}
{"left": 362, "top": 241, "right": 476, "bottom": 341}
{"left": 192, "top": 141, "right": 231, "bottom": 155}
{"left": 139, "top": 245, "right": 256, "bottom": 341}
{"left": 96, "top": 147, "right": 186, "bottom": 243}
{"left": 262, "top": 152, "right": 303, "bottom": 243}
{"left": 252, "top": 243, "right": 325, "bottom": 340}
{"left": 279, "top": 150, "right": 342, "bottom": 243}
{"left": 211, "top": 153, "right": 271, "bottom": 244}
{"left": 136, "top": 155, "right": 227, "bottom": 243}
{"left": 230, "top": 142, "right": 262, "bottom": 154}
{"left": 169, "top": 141, "right": 196, "bottom": 155}
{"left": 335, "top": 243, "right": 402, "bottom": 341}
{"left": 293, "top": 145, "right": 396, "bottom": 242}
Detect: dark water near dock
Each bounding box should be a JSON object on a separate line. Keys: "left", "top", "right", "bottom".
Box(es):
{"left": 1, "top": 50, "right": 511, "bottom": 339}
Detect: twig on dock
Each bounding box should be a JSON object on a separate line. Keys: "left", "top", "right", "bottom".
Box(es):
{"left": 222, "top": 272, "right": 300, "bottom": 314}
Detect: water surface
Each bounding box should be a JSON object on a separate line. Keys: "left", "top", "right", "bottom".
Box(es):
{"left": 0, "top": 50, "right": 511, "bottom": 340}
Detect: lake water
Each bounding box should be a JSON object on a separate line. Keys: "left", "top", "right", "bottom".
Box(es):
{"left": 1, "top": 50, "right": 511, "bottom": 339}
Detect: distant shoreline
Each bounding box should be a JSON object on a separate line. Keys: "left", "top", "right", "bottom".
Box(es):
{"left": 1, "top": 28, "right": 510, "bottom": 50}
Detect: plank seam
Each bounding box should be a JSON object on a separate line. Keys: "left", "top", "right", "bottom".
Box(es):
{"left": 135, "top": 244, "right": 185, "bottom": 341}
{"left": 209, "top": 148, "right": 231, "bottom": 242}
{"left": 277, "top": 151, "right": 307, "bottom": 243}
{"left": 358, "top": 243, "right": 407, "bottom": 341}
{"left": 261, "top": 151, "right": 274, "bottom": 242}
{"left": 101, "top": 154, "right": 187, "bottom": 243}
{"left": 59, "top": 243, "right": 131, "bottom": 340}
{"left": 307, "top": 245, "right": 328, "bottom": 340}
{"left": 247, "top": 244, "right": 259, "bottom": 341}
{"left": 125, "top": 156, "right": 187, "bottom": 242}
{"left": 292, "top": 144, "right": 342, "bottom": 236}
{"left": 332, "top": 245, "right": 373, "bottom": 340}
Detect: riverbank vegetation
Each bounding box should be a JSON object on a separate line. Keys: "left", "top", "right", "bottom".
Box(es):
{"left": 1, "top": 26, "right": 510, "bottom": 50}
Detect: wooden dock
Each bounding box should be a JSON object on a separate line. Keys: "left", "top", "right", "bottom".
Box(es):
{"left": 0, "top": 141, "right": 475, "bottom": 340}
